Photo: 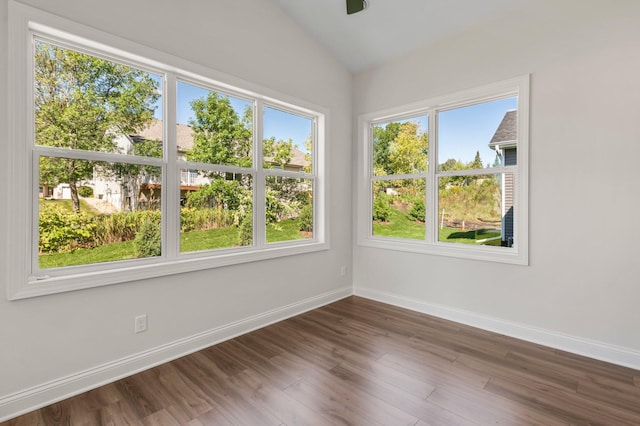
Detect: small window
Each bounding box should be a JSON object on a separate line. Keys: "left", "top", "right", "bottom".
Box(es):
{"left": 358, "top": 76, "right": 529, "bottom": 265}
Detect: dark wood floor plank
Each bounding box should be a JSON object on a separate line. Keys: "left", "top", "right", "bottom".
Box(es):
{"left": 576, "top": 375, "right": 640, "bottom": 415}
{"left": 143, "top": 363, "right": 212, "bottom": 421}
{"left": 172, "top": 353, "right": 281, "bottom": 425}
{"left": 228, "top": 368, "right": 338, "bottom": 426}
{"left": 484, "top": 375, "right": 639, "bottom": 425}
{"left": 454, "top": 352, "right": 579, "bottom": 394}
{"left": 215, "top": 338, "right": 300, "bottom": 390}
{"left": 184, "top": 406, "right": 234, "bottom": 426}
{"left": 140, "top": 408, "right": 181, "bottom": 426}
{"left": 3, "top": 296, "right": 640, "bottom": 425}
{"left": 428, "top": 382, "right": 570, "bottom": 426}
{"left": 329, "top": 363, "right": 477, "bottom": 426}
{"left": 378, "top": 349, "right": 490, "bottom": 391}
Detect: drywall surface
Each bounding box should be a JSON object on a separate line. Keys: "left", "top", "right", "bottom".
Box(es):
{"left": 354, "top": 0, "right": 640, "bottom": 361}
{"left": 0, "top": 0, "right": 352, "bottom": 418}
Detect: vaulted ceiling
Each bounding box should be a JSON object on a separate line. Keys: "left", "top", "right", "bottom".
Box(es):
{"left": 271, "top": 0, "right": 538, "bottom": 72}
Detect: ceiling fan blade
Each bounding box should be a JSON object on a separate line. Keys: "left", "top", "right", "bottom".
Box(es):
{"left": 346, "top": 0, "right": 367, "bottom": 15}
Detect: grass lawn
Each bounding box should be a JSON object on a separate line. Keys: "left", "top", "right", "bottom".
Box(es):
{"left": 39, "top": 218, "right": 308, "bottom": 268}
{"left": 374, "top": 206, "right": 501, "bottom": 245}
{"left": 39, "top": 240, "right": 137, "bottom": 268}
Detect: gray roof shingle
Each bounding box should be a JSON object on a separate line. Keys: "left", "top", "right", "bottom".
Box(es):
{"left": 490, "top": 110, "right": 517, "bottom": 145}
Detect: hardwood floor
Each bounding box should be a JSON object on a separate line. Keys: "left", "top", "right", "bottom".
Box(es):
{"left": 4, "top": 296, "right": 640, "bottom": 425}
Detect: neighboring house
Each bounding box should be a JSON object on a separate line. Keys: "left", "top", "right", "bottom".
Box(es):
{"left": 77, "top": 119, "right": 310, "bottom": 211}
{"left": 488, "top": 110, "right": 517, "bottom": 247}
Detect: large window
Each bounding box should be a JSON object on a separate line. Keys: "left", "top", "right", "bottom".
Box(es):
{"left": 7, "top": 3, "right": 326, "bottom": 299}
{"left": 358, "top": 76, "right": 529, "bottom": 264}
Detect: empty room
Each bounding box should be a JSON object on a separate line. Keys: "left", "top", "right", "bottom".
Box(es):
{"left": 1, "top": 0, "right": 639, "bottom": 424}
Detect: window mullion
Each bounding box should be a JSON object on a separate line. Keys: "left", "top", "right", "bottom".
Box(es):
{"left": 254, "top": 100, "right": 266, "bottom": 248}
{"left": 164, "top": 72, "right": 179, "bottom": 259}
{"left": 426, "top": 109, "right": 437, "bottom": 243}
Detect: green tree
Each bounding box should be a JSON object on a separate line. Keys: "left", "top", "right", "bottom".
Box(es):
{"left": 185, "top": 93, "right": 255, "bottom": 215}
{"left": 263, "top": 137, "right": 293, "bottom": 169}
{"left": 388, "top": 122, "right": 428, "bottom": 175}
{"left": 35, "top": 41, "right": 159, "bottom": 213}
{"left": 373, "top": 122, "right": 401, "bottom": 175}
{"left": 470, "top": 151, "right": 483, "bottom": 170}
{"left": 186, "top": 93, "right": 252, "bottom": 167}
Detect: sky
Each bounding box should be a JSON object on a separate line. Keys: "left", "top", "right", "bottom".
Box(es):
{"left": 380, "top": 96, "right": 517, "bottom": 168}
{"left": 152, "top": 75, "right": 515, "bottom": 165}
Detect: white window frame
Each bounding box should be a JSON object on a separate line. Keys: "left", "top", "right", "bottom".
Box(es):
{"left": 357, "top": 76, "right": 529, "bottom": 265}
{"left": 7, "top": 2, "right": 328, "bottom": 300}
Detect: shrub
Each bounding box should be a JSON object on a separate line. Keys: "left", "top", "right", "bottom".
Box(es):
{"left": 39, "top": 203, "right": 96, "bottom": 253}
{"left": 299, "top": 204, "right": 313, "bottom": 232}
{"left": 266, "top": 189, "right": 285, "bottom": 223}
{"left": 408, "top": 198, "right": 425, "bottom": 222}
{"left": 238, "top": 208, "right": 253, "bottom": 246}
{"left": 373, "top": 191, "right": 392, "bottom": 222}
{"left": 77, "top": 186, "right": 93, "bottom": 198}
{"left": 134, "top": 219, "right": 161, "bottom": 258}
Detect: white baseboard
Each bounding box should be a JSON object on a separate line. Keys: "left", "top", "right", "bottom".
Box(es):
{"left": 354, "top": 286, "right": 640, "bottom": 371}
{"left": 0, "top": 286, "right": 352, "bottom": 423}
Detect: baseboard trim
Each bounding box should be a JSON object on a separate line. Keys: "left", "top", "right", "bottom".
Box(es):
{"left": 354, "top": 287, "right": 640, "bottom": 371}
{"left": 0, "top": 286, "right": 352, "bottom": 422}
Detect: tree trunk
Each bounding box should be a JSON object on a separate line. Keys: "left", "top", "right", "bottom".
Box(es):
{"left": 70, "top": 181, "right": 80, "bottom": 213}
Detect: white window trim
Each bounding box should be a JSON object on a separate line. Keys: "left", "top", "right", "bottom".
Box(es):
{"left": 7, "top": 2, "right": 328, "bottom": 300}
{"left": 357, "top": 75, "right": 529, "bottom": 265}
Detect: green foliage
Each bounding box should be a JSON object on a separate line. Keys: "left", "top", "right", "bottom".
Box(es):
{"left": 185, "top": 179, "right": 248, "bottom": 211}
{"left": 266, "top": 188, "right": 286, "bottom": 223}
{"left": 408, "top": 198, "right": 425, "bottom": 222}
{"left": 372, "top": 205, "right": 425, "bottom": 240}
{"left": 134, "top": 220, "right": 161, "bottom": 258}
{"left": 35, "top": 41, "right": 159, "bottom": 213}
{"left": 263, "top": 137, "right": 293, "bottom": 169}
{"left": 373, "top": 121, "right": 401, "bottom": 175}
{"left": 180, "top": 207, "right": 235, "bottom": 232}
{"left": 186, "top": 92, "right": 252, "bottom": 167}
{"left": 470, "top": 151, "right": 484, "bottom": 170}
{"left": 94, "top": 210, "right": 160, "bottom": 245}
{"left": 439, "top": 177, "right": 501, "bottom": 223}
{"left": 238, "top": 208, "right": 253, "bottom": 246}
{"left": 39, "top": 203, "right": 96, "bottom": 253}
{"left": 41, "top": 217, "right": 309, "bottom": 267}
{"left": 373, "top": 191, "right": 393, "bottom": 222}
{"left": 299, "top": 204, "right": 313, "bottom": 232}
{"left": 77, "top": 186, "right": 94, "bottom": 198}
{"left": 388, "top": 122, "right": 428, "bottom": 175}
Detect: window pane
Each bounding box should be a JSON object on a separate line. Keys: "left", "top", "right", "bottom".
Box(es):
{"left": 372, "top": 115, "right": 428, "bottom": 176}
{"left": 263, "top": 106, "right": 313, "bottom": 173}
{"left": 438, "top": 172, "right": 514, "bottom": 247}
{"left": 180, "top": 170, "right": 253, "bottom": 252}
{"left": 437, "top": 97, "right": 517, "bottom": 171}
{"left": 265, "top": 177, "right": 313, "bottom": 243}
{"left": 177, "top": 81, "right": 253, "bottom": 167}
{"left": 38, "top": 156, "right": 162, "bottom": 269}
{"left": 34, "top": 41, "right": 162, "bottom": 156}
{"left": 372, "top": 178, "right": 426, "bottom": 240}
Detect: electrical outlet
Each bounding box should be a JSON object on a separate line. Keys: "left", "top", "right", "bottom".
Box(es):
{"left": 134, "top": 314, "right": 147, "bottom": 333}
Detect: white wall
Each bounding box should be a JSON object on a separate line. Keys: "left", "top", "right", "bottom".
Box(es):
{"left": 354, "top": 0, "right": 640, "bottom": 366}
{"left": 0, "top": 0, "right": 352, "bottom": 419}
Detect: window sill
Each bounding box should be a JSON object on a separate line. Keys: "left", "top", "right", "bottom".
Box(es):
{"left": 357, "top": 236, "right": 528, "bottom": 266}
{"left": 10, "top": 241, "right": 329, "bottom": 300}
